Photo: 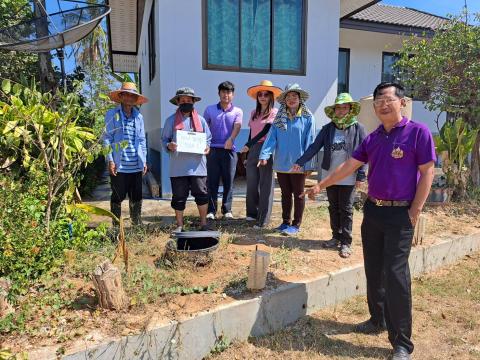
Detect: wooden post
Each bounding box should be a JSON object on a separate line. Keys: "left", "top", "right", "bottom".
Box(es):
{"left": 413, "top": 214, "right": 427, "bottom": 246}
{"left": 0, "top": 278, "right": 14, "bottom": 318}
{"left": 247, "top": 246, "right": 271, "bottom": 291}
{"left": 92, "top": 260, "right": 127, "bottom": 310}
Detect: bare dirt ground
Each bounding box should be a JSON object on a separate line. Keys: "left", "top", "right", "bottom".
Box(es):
{"left": 1, "top": 180, "right": 480, "bottom": 356}
{"left": 210, "top": 252, "right": 480, "bottom": 360}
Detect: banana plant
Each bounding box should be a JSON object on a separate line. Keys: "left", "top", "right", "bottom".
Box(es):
{"left": 434, "top": 117, "right": 478, "bottom": 198}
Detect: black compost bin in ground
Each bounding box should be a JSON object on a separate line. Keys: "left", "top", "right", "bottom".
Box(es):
{"left": 165, "top": 231, "right": 220, "bottom": 265}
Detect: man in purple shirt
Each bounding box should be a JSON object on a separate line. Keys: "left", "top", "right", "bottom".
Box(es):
{"left": 203, "top": 81, "right": 243, "bottom": 219}
{"left": 306, "top": 83, "right": 435, "bottom": 360}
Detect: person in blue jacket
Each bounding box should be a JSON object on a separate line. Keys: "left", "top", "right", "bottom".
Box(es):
{"left": 258, "top": 84, "right": 315, "bottom": 236}
{"left": 104, "top": 82, "right": 148, "bottom": 227}
{"left": 292, "top": 93, "right": 366, "bottom": 257}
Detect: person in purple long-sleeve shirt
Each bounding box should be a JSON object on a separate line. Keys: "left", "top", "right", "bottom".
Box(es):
{"left": 306, "top": 82, "right": 435, "bottom": 360}
{"left": 203, "top": 81, "right": 243, "bottom": 219}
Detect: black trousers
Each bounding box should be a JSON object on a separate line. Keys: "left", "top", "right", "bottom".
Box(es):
{"left": 276, "top": 173, "right": 306, "bottom": 227}
{"left": 245, "top": 142, "right": 274, "bottom": 226}
{"left": 207, "top": 148, "right": 237, "bottom": 214}
{"left": 361, "top": 200, "right": 414, "bottom": 353}
{"left": 326, "top": 185, "right": 355, "bottom": 245}
{"left": 110, "top": 172, "right": 143, "bottom": 204}
{"left": 170, "top": 176, "right": 208, "bottom": 211}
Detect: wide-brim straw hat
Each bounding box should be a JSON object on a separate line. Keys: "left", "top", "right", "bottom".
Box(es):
{"left": 169, "top": 87, "right": 202, "bottom": 105}
{"left": 108, "top": 82, "right": 148, "bottom": 105}
{"left": 246, "top": 80, "right": 283, "bottom": 100}
{"left": 276, "top": 83, "right": 309, "bottom": 104}
{"left": 324, "top": 93, "right": 361, "bottom": 119}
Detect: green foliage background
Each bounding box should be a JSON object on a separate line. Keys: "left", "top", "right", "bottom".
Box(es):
{"left": 0, "top": 0, "right": 38, "bottom": 84}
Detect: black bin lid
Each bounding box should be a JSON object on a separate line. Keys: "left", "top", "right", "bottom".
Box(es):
{"left": 173, "top": 231, "right": 220, "bottom": 239}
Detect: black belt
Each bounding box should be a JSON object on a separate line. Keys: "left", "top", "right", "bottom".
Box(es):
{"left": 368, "top": 196, "right": 410, "bottom": 207}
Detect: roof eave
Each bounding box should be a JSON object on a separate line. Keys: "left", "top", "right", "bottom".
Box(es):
{"left": 340, "top": 19, "right": 437, "bottom": 37}
{"left": 106, "top": 0, "right": 145, "bottom": 73}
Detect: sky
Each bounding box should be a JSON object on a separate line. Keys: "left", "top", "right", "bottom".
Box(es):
{"left": 43, "top": 0, "right": 479, "bottom": 75}
{"left": 381, "top": 0, "right": 480, "bottom": 21}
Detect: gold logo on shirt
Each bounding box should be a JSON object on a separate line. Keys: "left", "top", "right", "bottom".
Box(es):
{"left": 391, "top": 147, "right": 404, "bottom": 159}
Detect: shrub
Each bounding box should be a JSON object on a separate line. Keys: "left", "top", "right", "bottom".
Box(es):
{"left": 0, "top": 175, "right": 107, "bottom": 299}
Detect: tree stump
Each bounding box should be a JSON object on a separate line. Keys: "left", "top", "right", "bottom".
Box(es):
{"left": 92, "top": 260, "right": 127, "bottom": 310}
{"left": 413, "top": 214, "right": 427, "bottom": 246}
{"left": 0, "top": 278, "right": 14, "bottom": 318}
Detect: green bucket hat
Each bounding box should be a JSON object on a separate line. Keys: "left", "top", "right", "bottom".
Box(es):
{"left": 324, "top": 93, "right": 361, "bottom": 119}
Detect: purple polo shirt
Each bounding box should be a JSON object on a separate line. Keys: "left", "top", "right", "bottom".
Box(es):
{"left": 203, "top": 103, "right": 243, "bottom": 150}
{"left": 352, "top": 117, "right": 436, "bottom": 201}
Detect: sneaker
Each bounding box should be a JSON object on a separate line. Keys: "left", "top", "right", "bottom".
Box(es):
{"left": 245, "top": 216, "right": 256, "bottom": 221}
{"left": 206, "top": 213, "right": 216, "bottom": 220}
{"left": 339, "top": 244, "right": 352, "bottom": 258}
{"left": 354, "top": 319, "right": 386, "bottom": 334}
{"left": 281, "top": 226, "right": 300, "bottom": 236}
{"left": 172, "top": 226, "right": 183, "bottom": 234}
{"left": 223, "top": 212, "right": 234, "bottom": 219}
{"left": 275, "top": 223, "right": 290, "bottom": 232}
{"left": 323, "top": 238, "right": 340, "bottom": 248}
{"left": 253, "top": 224, "right": 264, "bottom": 229}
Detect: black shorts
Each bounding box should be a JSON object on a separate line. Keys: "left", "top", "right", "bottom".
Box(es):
{"left": 170, "top": 176, "right": 208, "bottom": 210}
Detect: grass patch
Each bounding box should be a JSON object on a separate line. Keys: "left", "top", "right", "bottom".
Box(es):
{"left": 272, "top": 244, "right": 294, "bottom": 273}
{"left": 223, "top": 275, "right": 248, "bottom": 296}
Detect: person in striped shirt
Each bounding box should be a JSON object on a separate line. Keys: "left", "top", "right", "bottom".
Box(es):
{"left": 104, "top": 82, "right": 148, "bottom": 227}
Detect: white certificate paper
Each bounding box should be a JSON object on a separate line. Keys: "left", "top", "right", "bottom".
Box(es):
{"left": 176, "top": 130, "right": 207, "bottom": 155}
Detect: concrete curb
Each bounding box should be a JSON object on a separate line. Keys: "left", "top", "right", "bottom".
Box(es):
{"left": 36, "top": 233, "right": 480, "bottom": 360}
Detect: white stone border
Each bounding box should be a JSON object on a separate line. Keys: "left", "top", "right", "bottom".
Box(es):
{"left": 31, "top": 233, "right": 480, "bottom": 360}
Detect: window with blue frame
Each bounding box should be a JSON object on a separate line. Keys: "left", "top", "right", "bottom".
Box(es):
{"left": 204, "top": 0, "right": 306, "bottom": 74}
{"left": 338, "top": 48, "right": 350, "bottom": 94}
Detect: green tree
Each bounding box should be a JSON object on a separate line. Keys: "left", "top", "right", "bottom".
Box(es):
{"left": 0, "top": 0, "right": 38, "bottom": 84}
{"left": 33, "top": 0, "right": 57, "bottom": 92}
{"left": 0, "top": 80, "right": 103, "bottom": 231}
{"left": 396, "top": 13, "right": 480, "bottom": 191}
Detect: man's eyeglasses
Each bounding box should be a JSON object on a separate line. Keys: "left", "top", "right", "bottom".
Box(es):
{"left": 373, "top": 98, "right": 401, "bottom": 106}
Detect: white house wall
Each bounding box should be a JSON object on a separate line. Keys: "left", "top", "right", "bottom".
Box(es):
{"left": 139, "top": 0, "right": 341, "bottom": 195}
{"left": 138, "top": 0, "right": 161, "bottom": 178}
{"left": 339, "top": 27, "right": 446, "bottom": 132}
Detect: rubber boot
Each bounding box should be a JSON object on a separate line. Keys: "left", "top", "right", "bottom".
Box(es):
{"left": 129, "top": 200, "right": 143, "bottom": 226}
{"left": 109, "top": 202, "right": 122, "bottom": 241}
{"left": 111, "top": 202, "right": 122, "bottom": 226}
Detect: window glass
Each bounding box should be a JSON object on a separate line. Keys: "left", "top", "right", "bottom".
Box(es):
{"left": 338, "top": 48, "right": 350, "bottom": 94}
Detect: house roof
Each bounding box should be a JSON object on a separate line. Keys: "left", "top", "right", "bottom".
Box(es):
{"left": 340, "top": 0, "right": 380, "bottom": 19}
{"left": 348, "top": 3, "right": 449, "bottom": 31}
